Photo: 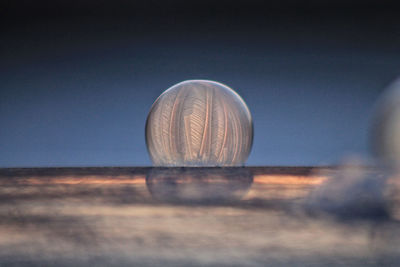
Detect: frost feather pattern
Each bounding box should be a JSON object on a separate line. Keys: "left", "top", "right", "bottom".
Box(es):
{"left": 146, "top": 80, "right": 253, "bottom": 166}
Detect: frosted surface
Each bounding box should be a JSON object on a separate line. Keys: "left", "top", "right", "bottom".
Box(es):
{"left": 146, "top": 80, "right": 253, "bottom": 166}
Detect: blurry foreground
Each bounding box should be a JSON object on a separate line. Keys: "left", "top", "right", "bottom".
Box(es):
{"left": 0, "top": 167, "right": 399, "bottom": 266}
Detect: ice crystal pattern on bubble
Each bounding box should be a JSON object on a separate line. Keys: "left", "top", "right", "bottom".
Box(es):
{"left": 145, "top": 80, "right": 253, "bottom": 166}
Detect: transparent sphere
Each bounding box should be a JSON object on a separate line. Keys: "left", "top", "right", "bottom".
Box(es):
{"left": 372, "top": 78, "right": 400, "bottom": 167}
{"left": 145, "top": 80, "right": 253, "bottom": 166}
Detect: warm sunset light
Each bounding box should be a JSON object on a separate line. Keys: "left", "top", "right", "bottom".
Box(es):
{"left": 2, "top": 0, "right": 399, "bottom": 265}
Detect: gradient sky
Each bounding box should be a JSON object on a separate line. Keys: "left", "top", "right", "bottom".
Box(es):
{"left": 1, "top": 1, "right": 400, "bottom": 167}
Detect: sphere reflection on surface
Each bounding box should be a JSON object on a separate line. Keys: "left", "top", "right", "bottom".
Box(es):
{"left": 146, "top": 168, "right": 253, "bottom": 203}
{"left": 145, "top": 80, "right": 253, "bottom": 166}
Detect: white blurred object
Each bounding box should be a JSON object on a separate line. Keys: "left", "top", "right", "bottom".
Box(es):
{"left": 371, "top": 78, "right": 400, "bottom": 170}
{"left": 306, "top": 159, "right": 389, "bottom": 220}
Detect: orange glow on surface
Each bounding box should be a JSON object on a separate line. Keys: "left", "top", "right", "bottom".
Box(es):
{"left": 254, "top": 175, "right": 327, "bottom": 185}
{"left": 0, "top": 174, "right": 328, "bottom": 186}
{"left": 0, "top": 175, "right": 146, "bottom": 185}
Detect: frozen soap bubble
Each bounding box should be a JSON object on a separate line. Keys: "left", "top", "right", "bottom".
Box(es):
{"left": 372, "top": 78, "right": 400, "bottom": 168}
{"left": 145, "top": 80, "right": 253, "bottom": 166}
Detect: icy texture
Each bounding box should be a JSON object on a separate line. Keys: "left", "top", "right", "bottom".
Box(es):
{"left": 145, "top": 80, "right": 253, "bottom": 166}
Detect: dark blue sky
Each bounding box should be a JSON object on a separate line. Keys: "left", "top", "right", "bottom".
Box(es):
{"left": 1, "top": 1, "right": 400, "bottom": 167}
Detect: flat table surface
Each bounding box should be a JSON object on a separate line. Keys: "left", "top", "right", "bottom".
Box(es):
{"left": 0, "top": 166, "right": 399, "bottom": 266}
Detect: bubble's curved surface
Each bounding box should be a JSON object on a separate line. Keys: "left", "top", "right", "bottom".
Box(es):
{"left": 146, "top": 80, "right": 253, "bottom": 166}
